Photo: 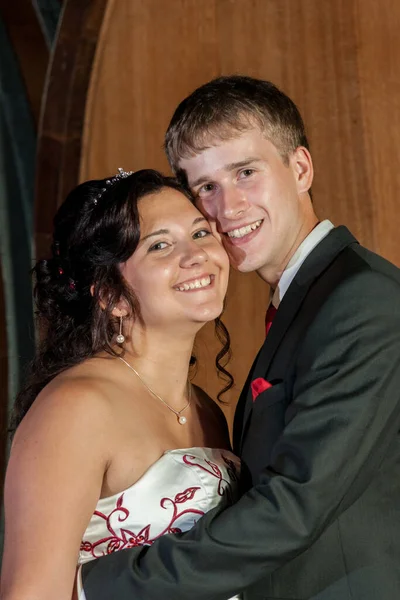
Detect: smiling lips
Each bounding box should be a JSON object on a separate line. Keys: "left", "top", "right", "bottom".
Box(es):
{"left": 226, "top": 219, "right": 263, "bottom": 239}
{"left": 174, "top": 274, "right": 214, "bottom": 292}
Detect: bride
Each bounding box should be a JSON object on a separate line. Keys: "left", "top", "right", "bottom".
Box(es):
{"left": 0, "top": 169, "right": 241, "bottom": 600}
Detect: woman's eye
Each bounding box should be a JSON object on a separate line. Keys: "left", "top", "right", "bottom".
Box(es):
{"left": 149, "top": 241, "right": 169, "bottom": 252}
{"left": 193, "top": 229, "right": 211, "bottom": 239}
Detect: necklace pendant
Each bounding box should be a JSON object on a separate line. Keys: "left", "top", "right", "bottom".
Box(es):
{"left": 178, "top": 415, "right": 187, "bottom": 425}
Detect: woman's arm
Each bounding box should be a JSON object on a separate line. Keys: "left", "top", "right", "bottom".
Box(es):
{"left": 0, "top": 378, "right": 112, "bottom": 600}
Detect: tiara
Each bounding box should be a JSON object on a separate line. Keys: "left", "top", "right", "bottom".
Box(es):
{"left": 93, "top": 167, "right": 134, "bottom": 205}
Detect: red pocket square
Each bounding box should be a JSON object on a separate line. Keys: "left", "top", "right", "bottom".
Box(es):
{"left": 251, "top": 377, "right": 273, "bottom": 402}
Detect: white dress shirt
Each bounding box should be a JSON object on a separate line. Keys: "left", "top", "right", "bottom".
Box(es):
{"left": 272, "top": 220, "right": 334, "bottom": 308}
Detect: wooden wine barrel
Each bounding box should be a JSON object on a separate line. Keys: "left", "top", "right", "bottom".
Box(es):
{"left": 33, "top": 0, "right": 400, "bottom": 426}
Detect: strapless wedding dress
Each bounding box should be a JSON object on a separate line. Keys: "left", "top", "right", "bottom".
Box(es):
{"left": 76, "top": 447, "right": 241, "bottom": 599}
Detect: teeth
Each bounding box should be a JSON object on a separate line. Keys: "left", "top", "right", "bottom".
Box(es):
{"left": 176, "top": 276, "right": 212, "bottom": 292}
{"left": 227, "top": 220, "right": 262, "bottom": 239}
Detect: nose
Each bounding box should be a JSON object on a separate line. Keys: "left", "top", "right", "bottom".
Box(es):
{"left": 179, "top": 240, "right": 208, "bottom": 269}
{"left": 219, "top": 185, "right": 249, "bottom": 220}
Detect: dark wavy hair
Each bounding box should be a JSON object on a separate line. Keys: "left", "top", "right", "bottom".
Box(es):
{"left": 10, "top": 169, "right": 233, "bottom": 435}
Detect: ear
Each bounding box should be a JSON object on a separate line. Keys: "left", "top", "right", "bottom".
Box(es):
{"left": 290, "top": 146, "right": 314, "bottom": 194}
{"left": 90, "top": 284, "right": 129, "bottom": 316}
{"left": 111, "top": 305, "right": 129, "bottom": 318}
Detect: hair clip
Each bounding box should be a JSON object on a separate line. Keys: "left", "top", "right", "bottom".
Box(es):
{"left": 94, "top": 167, "right": 134, "bottom": 205}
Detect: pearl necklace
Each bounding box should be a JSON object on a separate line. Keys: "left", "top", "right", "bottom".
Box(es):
{"left": 118, "top": 357, "right": 191, "bottom": 425}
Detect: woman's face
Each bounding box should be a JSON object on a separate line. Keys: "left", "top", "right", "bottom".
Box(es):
{"left": 120, "top": 187, "right": 230, "bottom": 330}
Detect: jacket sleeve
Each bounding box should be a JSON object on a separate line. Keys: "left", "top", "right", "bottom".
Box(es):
{"left": 82, "top": 269, "right": 400, "bottom": 600}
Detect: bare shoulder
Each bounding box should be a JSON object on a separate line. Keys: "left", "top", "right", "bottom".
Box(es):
{"left": 13, "top": 358, "right": 114, "bottom": 457}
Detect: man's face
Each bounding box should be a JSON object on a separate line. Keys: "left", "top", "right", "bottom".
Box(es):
{"left": 178, "top": 128, "right": 315, "bottom": 285}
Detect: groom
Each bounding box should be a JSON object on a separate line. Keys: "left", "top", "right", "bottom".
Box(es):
{"left": 82, "top": 76, "right": 400, "bottom": 599}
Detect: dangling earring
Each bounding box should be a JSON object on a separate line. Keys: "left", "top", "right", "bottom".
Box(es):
{"left": 116, "top": 315, "right": 125, "bottom": 344}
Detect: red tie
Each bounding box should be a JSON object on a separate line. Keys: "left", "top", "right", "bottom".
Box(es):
{"left": 265, "top": 304, "right": 277, "bottom": 336}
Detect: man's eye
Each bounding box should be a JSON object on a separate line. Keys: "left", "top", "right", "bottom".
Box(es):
{"left": 193, "top": 229, "right": 211, "bottom": 239}
{"left": 199, "top": 183, "right": 215, "bottom": 194}
{"left": 149, "top": 241, "right": 168, "bottom": 252}
{"left": 240, "top": 168, "right": 255, "bottom": 178}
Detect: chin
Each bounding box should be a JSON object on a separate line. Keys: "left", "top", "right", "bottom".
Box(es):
{"left": 232, "top": 259, "right": 258, "bottom": 274}
{"left": 233, "top": 262, "right": 251, "bottom": 273}
{"left": 194, "top": 303, "right": 224, "bottom": 323}
{"left": 233, "top": 251, "right": 270, "bottom": 274}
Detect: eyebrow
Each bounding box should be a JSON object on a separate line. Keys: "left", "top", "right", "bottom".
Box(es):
{"left": 140, "top": 216, "right": 208, "bottom": 242}
{"left": 190, "top": 157, "right": 262, "bottom": 188}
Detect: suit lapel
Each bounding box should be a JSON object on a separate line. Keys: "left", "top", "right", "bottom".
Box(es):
{"left": 238, "top": 226, "right": 358, "bottom": 453}
{"left": 239, "top": 278, "right": 308, "bottom": 450}
{"left": 233, "top": 348, "right": 261, "bottom": 452}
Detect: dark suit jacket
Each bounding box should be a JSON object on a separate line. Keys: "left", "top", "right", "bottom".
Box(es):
{"left": 82, "top": 226, "right": 400, "bottom": 599}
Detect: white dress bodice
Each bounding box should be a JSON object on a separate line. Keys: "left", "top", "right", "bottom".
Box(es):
{"left": 77, "top": 447, "right": 241, "bottom": 598}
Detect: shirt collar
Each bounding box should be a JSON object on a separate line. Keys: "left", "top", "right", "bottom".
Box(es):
{"left": 271, "top": 220, "right": 335, "bottom": 308}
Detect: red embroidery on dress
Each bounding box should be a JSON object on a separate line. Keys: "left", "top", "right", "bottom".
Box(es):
{"left": 80, "top": 486, "right": 204, "bottom": 559}
{"left": 80, "top": 452, "right": 239, "bottom": 561}
{"left": 182, "top": 453, "right": 238, "bottom": 497}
